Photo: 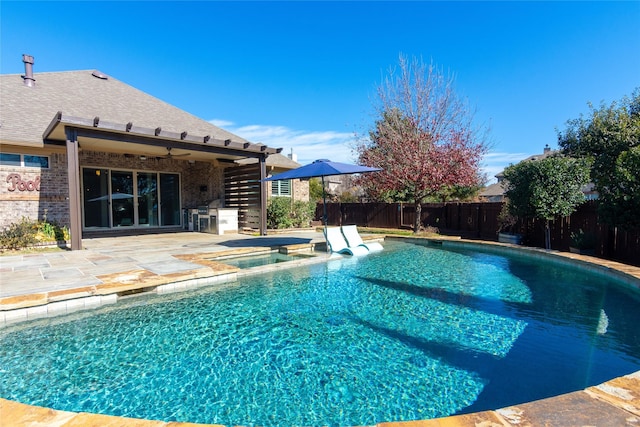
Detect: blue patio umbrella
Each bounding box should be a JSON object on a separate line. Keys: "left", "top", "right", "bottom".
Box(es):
{"left": 263, "top": 159, "right": 381, "bottom": 227}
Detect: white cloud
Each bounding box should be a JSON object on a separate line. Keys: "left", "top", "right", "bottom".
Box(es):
{"left": 210, "top": 120, "right": 358, "bottom": 165}
{"left": 481, "top": 151, "right": 531, "bottom": 183}
{"left": 484, "top": 151, "right": 530, "bottom": 163}
{"left": 211, "top": 119, "right": 534, "bottom": 186}
{"left": 209, "top": 119, "right": 236, "bottom": 128}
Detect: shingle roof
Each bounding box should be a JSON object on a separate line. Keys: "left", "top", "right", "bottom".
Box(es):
{"left": 236, "top": 153, "right": 301, "bottom": 169}
{"left": 479, "top": 182, "right": 506, "bottom": 197}
{"left": 0, "top": 69, "right": 253, "bottom": 148}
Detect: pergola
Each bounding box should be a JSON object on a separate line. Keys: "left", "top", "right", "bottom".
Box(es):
{"left": 43, "top": 112, "right": 282, "bottom": 250}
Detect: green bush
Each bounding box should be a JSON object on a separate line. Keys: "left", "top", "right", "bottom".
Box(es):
{"left": 0, "top": 218, "right": 38, "bottom": 250}
{"left": 291, "top": 200, "right": 316, "bottom": 228}
{"left": 267, "top": 198, "right": 316, "bottom": 229}
{"left": 0, "top": 217, "right": 70, "bottom": 250}
{"left": 267, "top": 197, "right": 294, "bottom": 229}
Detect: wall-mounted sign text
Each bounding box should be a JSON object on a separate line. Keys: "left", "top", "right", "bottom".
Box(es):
{"left": 6, "top": 173, "right": 41, "bottom": 192}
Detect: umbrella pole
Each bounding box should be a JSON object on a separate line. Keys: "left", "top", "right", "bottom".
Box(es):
{"left": 322, "top": 175, "right": 327, "bottom": 226}
{"left": 322, "top": 175, "right": 329, "bottom": 252}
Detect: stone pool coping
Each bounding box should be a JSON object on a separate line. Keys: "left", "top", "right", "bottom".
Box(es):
{"left": 0, "top": 244, "right": 332, "bottom": 322}
{"left": 1, "top": 233, "right": 639, "bottom": 426}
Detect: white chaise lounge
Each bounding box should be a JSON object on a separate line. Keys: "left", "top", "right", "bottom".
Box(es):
{"left": 341, "top": 225, "right": 384, "bottom": 252}
{"left": 324, "top": 226, "right": 369, "bottom": 256}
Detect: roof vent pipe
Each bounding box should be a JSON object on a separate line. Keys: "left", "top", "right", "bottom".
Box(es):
{"left": 22, "top": 54, "right": 35, "bottom": 87}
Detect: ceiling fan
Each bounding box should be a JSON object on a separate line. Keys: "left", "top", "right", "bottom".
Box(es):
{"left": 156, "top": 147, "right": 190, "bottom": 159}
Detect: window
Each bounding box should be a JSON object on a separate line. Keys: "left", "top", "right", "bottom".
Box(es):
{"left": 24, "top": 155, "right": 49, "bottom": 168}
{"left": 271, "top": 179, "right": 291, "bottom": 197}
{"left": 0, "top": 153, "right": 21, "bottom": 166}
{"left": 0, "top": 152, "right": 49, "bottom": 168}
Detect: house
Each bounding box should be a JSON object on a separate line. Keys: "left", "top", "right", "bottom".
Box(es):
{"left": 479, "top": 144, "right": 559, "bottom": 202}
{"left": 236, "top": 151, "right": 309, "bottom": 201}
{"left": 479, "top": 144, "right": 597, "bottom": 202}
{"left": 0, "top": 55, "right": 306, "bottom": 249}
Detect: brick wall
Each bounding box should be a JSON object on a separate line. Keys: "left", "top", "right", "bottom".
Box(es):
{"left": 0, "top": 151, "right": 69, "bottom": 229}
{"left": 0, "top": 149, "right": 228, "bottom": 230}
{"left": 292, "top": 179, "right": 310, "bottom": 202}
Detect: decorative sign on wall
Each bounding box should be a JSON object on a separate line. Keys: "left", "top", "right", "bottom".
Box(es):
{"left": 6, "top": 173, "right": 41, "bottom": 192}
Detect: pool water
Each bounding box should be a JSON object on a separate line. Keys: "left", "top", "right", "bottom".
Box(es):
{"left": 1, "top": 240, "right": 639, "bottom": 426}
{"left": 217, "top": 251, "right": 313, "bottom": 269}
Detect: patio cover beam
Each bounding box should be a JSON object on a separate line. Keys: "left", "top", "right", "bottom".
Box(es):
{"left": 44, "top": 112, "right": 282, "bottom": 158}
{"left": 72, "top": 127, "right": 268, "bottom": 158}
{"left": 65, "top": 128, "right": 82, "bottom": 250}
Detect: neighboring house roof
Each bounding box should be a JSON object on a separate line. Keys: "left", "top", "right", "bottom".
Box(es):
{"left": 479, "top": 145, "right": 557, "bottom": 199}
{"left": 0, "top": 67, "right": 278, "bottom": 160}
{"left": 518, "top": 147, "right": 558, "bottom": 163}
{"left": 479, "top": 144, "right": 598, "bottom": 201}
{"left": 236, "top": 153, "right": 301, "bottom": 170}
{"left": 480, "top": 182, "right": 506, "bottom": 198}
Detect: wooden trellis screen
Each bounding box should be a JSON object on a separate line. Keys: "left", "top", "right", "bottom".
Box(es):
{"left": 224, "top": 164, "right": 262, "bottom": 230}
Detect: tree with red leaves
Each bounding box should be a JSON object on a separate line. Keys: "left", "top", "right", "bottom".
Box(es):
{"left": 356, "top": 54, "right": 490, "bottom": 233}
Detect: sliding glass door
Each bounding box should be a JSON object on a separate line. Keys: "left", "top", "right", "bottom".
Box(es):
{"left": 82, "top": 168, "right": 110, "bottom": 228}
{"left": 160, "top": 173, "right": 180, "bottom": 226}
{"left": 137, "top": 172, "right": 158, "bottom": 226}
{"left": 82, "top": 168, "right": 180, "bottom": 230}
{"left": 111, "top": 171, "right": 134, "bottom": 227}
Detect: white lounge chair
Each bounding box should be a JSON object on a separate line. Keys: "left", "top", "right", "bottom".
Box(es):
{"left": 324, "top": 226, "right": 369, "bottom": 256}
{"left": 341, "top": 225, "right": 384, "bottom": 252}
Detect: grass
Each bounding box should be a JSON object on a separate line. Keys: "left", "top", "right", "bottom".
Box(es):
{"left": 314, "top": 226, "right": 441, "bottom": 237}
{"left": 0, "top": 245, "right": 70, "bottom": 257}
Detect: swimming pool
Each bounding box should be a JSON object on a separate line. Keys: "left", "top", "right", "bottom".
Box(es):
{"left": 215, "top": 251, "right": 316, "bottom": 269}
{"left": 1, "top": 240, "right": 639, "bottom": 426}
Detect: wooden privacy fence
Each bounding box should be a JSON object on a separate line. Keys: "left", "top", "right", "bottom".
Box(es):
{"left": 317, "top": 201, "right": 639, "bottom": 266}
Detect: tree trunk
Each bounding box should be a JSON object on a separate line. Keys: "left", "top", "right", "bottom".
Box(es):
{"left": 545, "top": 219, "right": 551, "bottom": 250}
{"left": 414, "top": 202, "right": 422, "bottom": 234}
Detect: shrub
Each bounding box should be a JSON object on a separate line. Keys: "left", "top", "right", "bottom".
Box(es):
{"left": 267, "top": 197, "right": 294, "bottom": 229}
{"left": 0, "top": 218, "right": 38, "bottom": 250}
{"left": 291, "top": 201, "right": 316, "bottom": 228}
{"left": 267, "top": 198, "right": 316, "bottom": 229}
{"left": 497, "top": 204, "right": 519, "bottom": 234}
{"left": 0, "top": 218, "right": 70, "bottom": 250}
{"left": 570, "top": 229, "right": 596, "bottom": 250}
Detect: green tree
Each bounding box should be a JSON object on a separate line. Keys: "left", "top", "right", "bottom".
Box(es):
{"left": 355, "top": 55, "right": 489, "bottom": 233}
{"left": 309, "top": 178, "right": 325, "bottom": 202}
{"left": 503, "top": 155, "right": 591, "bottom": 249}
{"left": 558, "top": 88, "right": 640, "bottom": 229}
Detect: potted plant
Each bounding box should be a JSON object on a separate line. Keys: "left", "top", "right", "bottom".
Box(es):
{"left": 497, "top": 205, "right": 523, "bottom": 245}
{"left": 569, "top": 229, "right": 596, "bottom": 255}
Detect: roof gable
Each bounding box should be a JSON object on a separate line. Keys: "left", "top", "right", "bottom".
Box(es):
{"left": 0, "top": 70, "right": 256, "bottom": 150}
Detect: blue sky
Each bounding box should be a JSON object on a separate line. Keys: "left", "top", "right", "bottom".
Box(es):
{"left": 2, "top": 1, "right": 639, "bottom": 183}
